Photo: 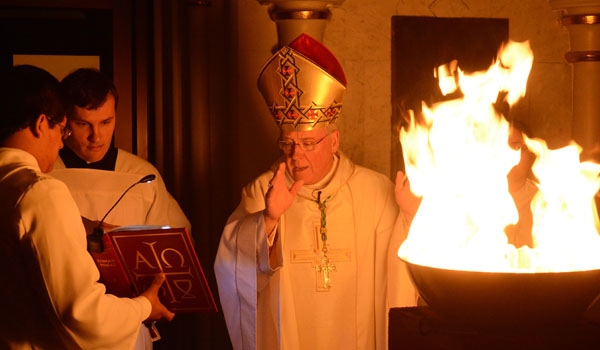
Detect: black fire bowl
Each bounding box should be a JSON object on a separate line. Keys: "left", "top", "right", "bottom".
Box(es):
{"left": 402, "top": 259, "right": 600, "bottom": 332}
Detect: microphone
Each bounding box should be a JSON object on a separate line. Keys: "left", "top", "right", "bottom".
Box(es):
{"left": 87, "top": 174, "right": 156, "bottom": 253}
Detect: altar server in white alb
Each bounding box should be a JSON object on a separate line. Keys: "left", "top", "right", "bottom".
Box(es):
{"left": 0, "top": 64, "right": 174, "bottom": 350}
{"left": 214, "top": 33, "right": 417, "bottom": 350}
{"left": 48, "top": 67, "right": 190, "bottom": 349}
{"left": 50, "top": 68, "right": 190, "bottom": 233}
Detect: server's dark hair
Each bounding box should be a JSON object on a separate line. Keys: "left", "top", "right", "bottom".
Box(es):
{"left": 0, "top": 65, "right": 63, "bottom": 143}
{"left": 60, "top": 68, "right": 118, "bottom": 118}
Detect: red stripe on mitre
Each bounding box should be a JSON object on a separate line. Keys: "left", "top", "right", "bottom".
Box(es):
{"left": 287, "top": 33, "right": 347, "bottom": 86}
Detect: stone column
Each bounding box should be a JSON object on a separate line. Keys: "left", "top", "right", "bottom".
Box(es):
{"left": 257, "top": 0, "right": 345, "bottom": 47}
{"left": 549, "top": 0, "right": 600, "bottom": 160}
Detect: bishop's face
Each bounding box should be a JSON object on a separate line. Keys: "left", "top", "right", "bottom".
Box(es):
{"left": 64, "top": 94, "right": 116, "bottom": 163}
{"left": 280, "top": 127, "right": 340, "bottom": 186}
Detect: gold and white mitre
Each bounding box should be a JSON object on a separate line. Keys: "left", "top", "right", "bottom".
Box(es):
{"left": 257, "top": 33, "right": 347, "bottom": 131}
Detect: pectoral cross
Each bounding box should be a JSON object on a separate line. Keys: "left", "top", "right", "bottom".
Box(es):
{"left": 315, "top": 255, "right": 336, "bottom": 289}
{"left": 290, "top": 224, "right": 351, "bottom": 292}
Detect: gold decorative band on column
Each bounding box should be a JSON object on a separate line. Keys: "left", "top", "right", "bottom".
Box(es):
{"left": 565, "top": 50, "right": 600, "bottom": 63}
{"left": 269, "top": 9, "right": 332, "bottom": 21}
{"left": 562, "top": 14, "right": 600, "bottom": 25}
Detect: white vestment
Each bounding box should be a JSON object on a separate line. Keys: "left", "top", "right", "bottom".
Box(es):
{"left": 50, "top": 149, "right": 191, "bottom": 349}
{"left": 51, "top": 149, "right": 191, "bottom": 231}
{"left": 214, "top": 153, "right": 417, "bottom": 350}
{"left": 0, "top": 148, "right": 151, "bottom": 349}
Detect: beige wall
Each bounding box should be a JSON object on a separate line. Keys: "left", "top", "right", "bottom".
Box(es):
{"left": 233, "top": 0, "right": 572, "bottom": 190}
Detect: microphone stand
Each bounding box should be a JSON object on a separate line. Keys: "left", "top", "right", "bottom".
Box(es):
{"left": 87, "top": 174, "right": 156, "bottom": 253}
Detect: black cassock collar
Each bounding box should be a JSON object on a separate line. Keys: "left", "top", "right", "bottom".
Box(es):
{"left": 59, "top": 146, "right": 118, "bottom": 171}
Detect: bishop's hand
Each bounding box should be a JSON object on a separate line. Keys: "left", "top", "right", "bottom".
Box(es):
{"left": 263, "top": 162, "right": 304, "bottom": 233}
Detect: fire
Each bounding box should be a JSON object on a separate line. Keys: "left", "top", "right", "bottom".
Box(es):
{"left": 398, "top": 40, "right": 600, "bottom": 273}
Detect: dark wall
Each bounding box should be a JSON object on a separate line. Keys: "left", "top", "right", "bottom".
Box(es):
{"left": 0, "top": 7, "right": 112, "bottom": 77}
{"left": 0, "top": 1, "right": 234, "bottom": 349}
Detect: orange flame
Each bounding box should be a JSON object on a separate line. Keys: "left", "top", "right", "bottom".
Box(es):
{"left": 398, "top": 41, "right": 600, "bottom": 273}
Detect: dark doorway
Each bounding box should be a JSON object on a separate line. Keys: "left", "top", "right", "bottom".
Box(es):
{"left": 0, "top": 7, "right": 112, "bottom": 76}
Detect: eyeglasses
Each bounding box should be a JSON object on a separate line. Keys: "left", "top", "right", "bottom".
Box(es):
{"left": 45, "top": 115, "right": 71, "bottom": 140}
{"left": 278, "top": 134, "right": 329, "bottom": 153}
{"left": 60, "top": 126, "right": 72, "bottom": 140}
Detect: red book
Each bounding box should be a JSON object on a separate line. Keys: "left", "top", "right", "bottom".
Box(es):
{"left": 89, "top": 226, "right": 217, "bottom": 313}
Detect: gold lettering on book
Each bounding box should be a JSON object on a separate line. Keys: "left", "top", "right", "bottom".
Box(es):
{"left": 130, "top": 241, "right": 198, "bottom": 304}
{"left": 160, "top": 248, "right": 185, "bottom": 268}
{"left": 173, "top": 280, "right": 195, "bottom": 299}
{"left": 135, "top": 250, "right": 157, "bottom": 269}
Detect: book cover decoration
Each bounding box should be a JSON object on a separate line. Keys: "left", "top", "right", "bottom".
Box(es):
{"left": 89, "top": 226, "right": 217, "bottom": 313}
